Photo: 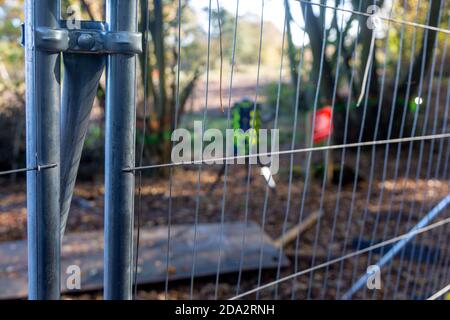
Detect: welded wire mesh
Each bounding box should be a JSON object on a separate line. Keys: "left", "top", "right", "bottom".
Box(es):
{"left": 0, "top": 0, "right": 449, "bottom": 301}
{"left": 132, "top": 0, "right": 450, "bottom": 300}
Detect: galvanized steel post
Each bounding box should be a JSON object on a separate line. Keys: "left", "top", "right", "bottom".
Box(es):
{"left": 24, "top": 0, "right": 61, "bottom": 300}
{"left": 104, "top": 0, "right": 138, "bottom": 300}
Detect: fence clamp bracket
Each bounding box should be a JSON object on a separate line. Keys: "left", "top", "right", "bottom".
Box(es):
{"left": 35, "top": 23, "right": 142, "bottom": 55}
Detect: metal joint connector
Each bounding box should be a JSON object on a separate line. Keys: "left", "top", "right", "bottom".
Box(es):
{"left": 34, "top": 22, "right": 142, "bottom": 55}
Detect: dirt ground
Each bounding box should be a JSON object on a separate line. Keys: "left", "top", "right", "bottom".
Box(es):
{"left": 1, "top": 142, "right": 449, "bottom": 300}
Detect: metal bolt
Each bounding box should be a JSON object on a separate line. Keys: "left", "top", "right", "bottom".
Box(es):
{"left": 77, "top": 33, "right": 95, "bottom": 50}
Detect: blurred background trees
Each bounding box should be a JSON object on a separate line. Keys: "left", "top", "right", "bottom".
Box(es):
{"left": 283, "top": 0, "right": 447, "bottom": 144}
{"left": 0, "top": 0, "right": 448, "bottom": 177}
{"left": 0, "top": 0, "right": 25, "bottom": 178}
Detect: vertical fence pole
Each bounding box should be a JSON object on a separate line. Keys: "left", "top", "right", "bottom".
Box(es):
{"left": 24, "top": 0, "right": 61, "bottom": 299}
{"left": 104, "top": 0, "right": 138, "bottom": 300}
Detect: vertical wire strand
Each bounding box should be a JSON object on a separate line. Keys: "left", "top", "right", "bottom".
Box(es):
{"left": 318, "top": 3, "right": 346, "bottom": 299}
{"left": 133, "top": 0, "right": 150, "bottom": 299}
{"left": 234, "top": 0, "right": 265, "bottom": 297}
{"left": 255, "top": 4, "right": 287, "bottom": 300}
{"left": 402, "top": 10, "right": 446, "bottom": 300}
{"left": 432, "top": 218, "right": 450, "bottom": 292}
{"left": 305, "top": 2, "right": 346, "bottom": 298}
{"left": 298, "top": 6, "right": 330, "bottom": 299}
{"left": 423, "top": 78, "right": 450, "bottom": 296}
{"left": 437, "top": 140, "right": 450, "bottom": 289}
{"left": 380, "top": 0, "right": 424, "bottom": 299}
{"left": 409, "top": 13, "right": 449, "bottom": 301}
{"left": 291, "top": 0, "right": 327, "bottom": 300}
{"left": 289, "top": 4, "right": 325, "bottom": 299}
{"left": 422, "top": 87, "right": 450, "bottom": 297}
{"left": 355, "top": 0, "right": 421, "bottom": 299}
{"left": 335, "top": 42, "right": 375, "bottom": 299}
{"left": 408, "top": 75, "right": 450, "bottom": 294}
{"left": 329, "top": 0, "right": 367, "bottom": 298}
{"left": 189, "top": 0, "right": 213, "bottom": 299}
{"left": 389, "top": 1, "right": 437, "bottom": 299}
{"left": 355, "top": 4, "right": 396, "bottom": 301}
{"left": 293, "top": 0, "right": 330, "bottom": 300}
{"left": 273, "top": 1, "right": 303, "bottom": 299}
{"left": 341, "top": 0, "right": 391, "bottom": 299}
{"left": 426, "top": 158, "right": 450, "bottom": 295}
{"left": 216, "top": 0, "right": 224, "bottom": 113}
{"left": 212, "top": 0, "right": 239, "bottom": 299}
{"left": 432, "top": 151, "right": 450, "bottom": 293}
{"left": 165, "top": 0, "right": 184, "bottom": 299}
{"left": 402, "top": 33, "right": 442, "bottom": 300}
{"left": 334, "top": 0, "right": 379, "bottom": 298}
{"left": 364, "top": 0, "right": 408, "bottom": 300}
{"left": 407, "top": 16, "right": 448, "bottom": 298}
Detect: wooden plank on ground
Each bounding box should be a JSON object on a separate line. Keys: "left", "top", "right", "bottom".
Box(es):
{"left": 273, "top": 210, "right": 323, "bottom": 249}
{"left": 0, "top": 222, "right": 289, "bottom": 299}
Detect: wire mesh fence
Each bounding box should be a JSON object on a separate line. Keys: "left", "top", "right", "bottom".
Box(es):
{"left": 131, "top": 0, "right": 450, "bottom": 300}
{"left": 0, "top": 0, "right": 449, "bottom": 300}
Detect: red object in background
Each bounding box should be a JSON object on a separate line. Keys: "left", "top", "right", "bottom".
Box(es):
{"left": 313, "top": 106, "right": 333, "bottom": 143}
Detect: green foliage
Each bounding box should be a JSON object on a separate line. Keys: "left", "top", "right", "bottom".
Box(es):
{"left": 0, "top": 1, "right": 24, "bottom": 91}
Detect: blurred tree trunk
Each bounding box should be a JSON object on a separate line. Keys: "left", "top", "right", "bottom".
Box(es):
{"left": 284, "top": 0, "right": 298, "bottom": 88}
{"left": 300, "top": 0, "right": 335, "bottom": 103}
{"left": 150, "top": 0, "right": 171, "bottom": 170}
{"left": 399, "top": 0, "right": 442, "bottom": 99}
{"left": 390, "top": 0, "right": 443, "bottom": 139}
{"left": 137, "top": 0, "right": 202, "bottom": 175}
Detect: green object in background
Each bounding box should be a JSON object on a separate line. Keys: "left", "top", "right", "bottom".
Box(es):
{"left": 409, "top": 100, "right": 418, "bottom": 113}
{"left": 232, "top": 99, "right": 261, "bottom": 155}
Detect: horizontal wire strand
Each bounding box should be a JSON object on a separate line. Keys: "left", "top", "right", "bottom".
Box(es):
{"left": 0, "top": 163, "right": 57, "bottom": 176}
{"left": 124, "top": 132, "right": 450, "bottom": 172}
{"left": 2, "top": 0, "right": 447, "bottom": 301}
{"left": 293, "top": 0, "right": 450, "bottom": 34}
